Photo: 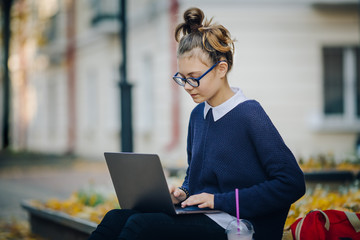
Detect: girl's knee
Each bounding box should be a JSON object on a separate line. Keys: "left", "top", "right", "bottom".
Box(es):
{"left": 102, "top": 209, "right": 136, "bottom": 223}
{"left": 103, "top": 209, "right": 121, "bottom": 219}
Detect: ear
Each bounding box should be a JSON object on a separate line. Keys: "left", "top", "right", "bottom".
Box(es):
{"left": 217, "top": 61, "right": 228, "bottom": 78}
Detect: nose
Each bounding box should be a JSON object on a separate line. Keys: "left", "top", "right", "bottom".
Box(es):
{"left": 184, "top": 81, "right": 194, "bottom": 91}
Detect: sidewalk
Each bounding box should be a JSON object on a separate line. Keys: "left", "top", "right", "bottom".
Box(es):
{"left": 0, "top": 151, "right": 113, "bottom": 223}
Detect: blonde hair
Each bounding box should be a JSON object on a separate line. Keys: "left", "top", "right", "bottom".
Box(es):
{"left": 175, "top": 7, "right": 235, "bottom": 71}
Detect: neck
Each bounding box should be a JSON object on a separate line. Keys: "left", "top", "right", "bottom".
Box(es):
{"left": 207, "top": 83, "right": 234, "bottom": 107}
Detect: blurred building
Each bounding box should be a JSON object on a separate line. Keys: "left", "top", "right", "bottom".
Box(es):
{"left": 1, "top": 0, "right": 359, "bottom": 166}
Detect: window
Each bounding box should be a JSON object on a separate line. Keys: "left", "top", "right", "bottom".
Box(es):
{"left": 85, "top": 68, "right": 99, "bottom": 130}
{"left": 356, "top": 48, "right": 360, "bottom": 117}
{"left": 137, "top": 54, "right": 154, "bottom": 134}
{"left": 316, "top": 46, "right": 360, "bottom": 132}
{"left": 90, "top": 0, "right": 118, "bottom": 25}
{"left": 323, "top": 47, "right": 344, "bottom": 115}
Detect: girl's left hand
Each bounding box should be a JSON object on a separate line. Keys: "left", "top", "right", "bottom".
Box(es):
{"left": 181, "top": 193, "right": 214, "bottom": 209}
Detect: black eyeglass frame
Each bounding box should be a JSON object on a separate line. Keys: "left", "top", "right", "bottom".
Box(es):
{"left": 172, "top": 60, "right": 226, "bottom": 88}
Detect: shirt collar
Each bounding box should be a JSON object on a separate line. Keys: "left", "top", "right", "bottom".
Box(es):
{"left": 204, "top": 87, "right": 248, "bottom": 121}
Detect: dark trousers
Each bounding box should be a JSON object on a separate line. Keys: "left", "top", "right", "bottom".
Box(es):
{"left": 88, "top": 209, "right": 227, "bottom": 240}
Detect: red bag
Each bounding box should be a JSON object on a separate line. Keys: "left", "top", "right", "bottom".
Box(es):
{"left": 289, "top": 209, "right": 360, "bottom": 240}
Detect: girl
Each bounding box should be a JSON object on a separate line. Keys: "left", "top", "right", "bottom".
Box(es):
{"left": 89, "top": 7, "right": 305, "bottom": 240}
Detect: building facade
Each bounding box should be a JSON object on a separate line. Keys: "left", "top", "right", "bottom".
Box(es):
{"left": 1, "top": 0, "right": 359, "bottom": 166}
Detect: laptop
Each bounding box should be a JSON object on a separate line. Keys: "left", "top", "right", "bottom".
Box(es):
{"left": 104, "top": 152, "right": 220, "bottom": 215}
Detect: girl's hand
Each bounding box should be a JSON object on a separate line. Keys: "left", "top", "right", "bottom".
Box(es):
{"left": 169, "top": 185, "right": 187, "bottom": 204}
{"left": 181, "top": 193, "right": 214, "bottom": 209}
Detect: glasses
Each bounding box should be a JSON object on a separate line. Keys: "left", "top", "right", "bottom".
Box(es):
{"left": 173, "top": 60, "right": 226, "bottom": 87}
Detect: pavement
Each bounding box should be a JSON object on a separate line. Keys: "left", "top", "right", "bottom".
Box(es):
{"left": 0, "top": 151, "right": 113, "bottom": 223}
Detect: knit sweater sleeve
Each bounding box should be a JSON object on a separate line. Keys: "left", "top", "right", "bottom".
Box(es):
{"left": 214, "top": 102, "right": 306, "bottom": 218}
{"left": 180, "top": 105, "right": 197, "bottom": 192}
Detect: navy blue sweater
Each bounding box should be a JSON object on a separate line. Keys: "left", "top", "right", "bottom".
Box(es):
{"left": 182, "top": 100, "right": 305, "bottom": 240}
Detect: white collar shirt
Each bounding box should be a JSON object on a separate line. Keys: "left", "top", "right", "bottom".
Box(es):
{"left": 203, "top": 87, "right": 248, "bottom": 122}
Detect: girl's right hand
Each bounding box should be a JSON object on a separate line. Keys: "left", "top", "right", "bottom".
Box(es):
{"left": 169, "top": 185, "right": 187, "bottom": 204}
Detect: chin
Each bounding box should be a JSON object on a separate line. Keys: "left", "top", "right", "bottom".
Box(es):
{"left": 193, "top": 99, "right": 205, "bottom": 104}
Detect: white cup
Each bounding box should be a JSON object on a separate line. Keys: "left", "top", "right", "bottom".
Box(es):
{"left": 225, "top": 219, "right": 254, "bottom": 240}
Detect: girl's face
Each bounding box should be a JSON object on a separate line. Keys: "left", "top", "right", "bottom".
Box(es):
{"left": 177, "top": 55, "right": 227, "bottom": 107}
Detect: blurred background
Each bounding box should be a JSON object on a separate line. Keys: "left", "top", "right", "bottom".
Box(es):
{"left": 1, "top": 0, "right": 359, "bottom": 165}
{"left": 0, "top": 0, "right": 359, "bottom": 238}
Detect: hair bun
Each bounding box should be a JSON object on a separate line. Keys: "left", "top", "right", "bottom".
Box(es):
{"left": 184, "top": 7, "right": 204, "bottom": 33}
